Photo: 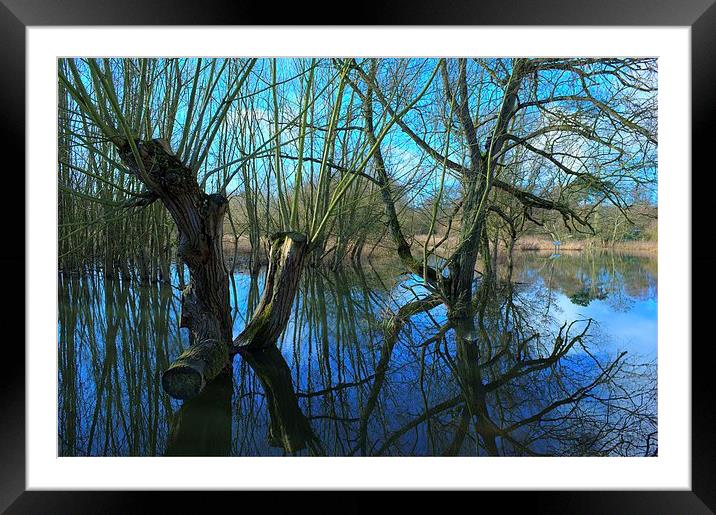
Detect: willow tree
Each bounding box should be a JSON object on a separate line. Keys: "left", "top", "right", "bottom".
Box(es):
{"left": 59, "top": 57, "right": 442, "bottom": 399}
{"left": 347, "top": 57, "right": 657, "bottom": 320}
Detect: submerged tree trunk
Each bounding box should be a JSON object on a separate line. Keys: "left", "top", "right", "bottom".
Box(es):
{"left": 118, "top": 141, "right": 310, "bottom": 399}
{"left": 447, "top": 189, "right": 483, "bottom": 319}
{"left": 445, "top": 58, "right": 526, "bottom": 319}
{"left": 506, "top": 228, "right": 517, "bottom": 282}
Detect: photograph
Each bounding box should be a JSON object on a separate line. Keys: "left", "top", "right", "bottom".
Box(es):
{"left": 56, "top": 56, "right": 659, "bottom": 458}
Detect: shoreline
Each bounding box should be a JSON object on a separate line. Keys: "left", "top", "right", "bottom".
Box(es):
{"left": 221, "top": 234, "right": 657, "bottom": 268}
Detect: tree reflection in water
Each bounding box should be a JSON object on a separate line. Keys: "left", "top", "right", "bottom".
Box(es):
{"left": 58, "top": 252, "right": 657, "bottom": 457}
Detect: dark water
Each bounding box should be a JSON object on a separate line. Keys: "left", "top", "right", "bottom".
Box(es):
{"left": 58, "top": 251, "right": 657, "bottom": 457}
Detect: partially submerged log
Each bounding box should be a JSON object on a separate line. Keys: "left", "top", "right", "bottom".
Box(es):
{"left": 232, "top": 232, "right": 308, "bottom": 352}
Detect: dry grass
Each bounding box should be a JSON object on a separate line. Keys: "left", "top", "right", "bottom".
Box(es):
{"left": 222, "top": 235, "right": 255, "bottom": 254}
{"left": 517, "top": 236, "right": 587, "bottom": 251}
{"left": 222, "top": 235, "right": 267, "bottom": 266}
{"left": 608, "top": 240, "right": 658, "bottom": 252}
{"left": 220, "top": 233, "right": 657, "bottom": 269}
{"left": 515, "top": 236, "right": 657, "bottom": 253}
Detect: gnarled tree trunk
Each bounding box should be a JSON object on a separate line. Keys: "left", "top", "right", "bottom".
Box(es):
{"left": 117, "top": 138, "right": 232, "bottom": 400}
{"left": 118, "top": 140, "right": 310, "bottom": 399}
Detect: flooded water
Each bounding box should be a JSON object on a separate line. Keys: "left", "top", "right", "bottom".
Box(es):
{"left": 58, "top": 251, "right": 657, "bottom": 457}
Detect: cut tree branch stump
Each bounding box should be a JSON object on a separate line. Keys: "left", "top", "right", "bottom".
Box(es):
{"left": 232, "top": 232, "right": 308, "bottom": 351}
{"left": 162, "top": 338, "right": 230, "bottom": 400}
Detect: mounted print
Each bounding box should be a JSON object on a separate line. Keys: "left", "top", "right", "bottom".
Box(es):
{"left": 57, "top": 56, "right": 658, "bottom": 458}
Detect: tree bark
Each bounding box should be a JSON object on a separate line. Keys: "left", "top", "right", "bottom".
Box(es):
{"left": 448, "top": 187, "right": 483, "bottom": 318}
{"left": 446, "top": 58, "right": 526, "bottom": 319}
{"left": 116, "top": 139, "right": 308, "bottom": 399}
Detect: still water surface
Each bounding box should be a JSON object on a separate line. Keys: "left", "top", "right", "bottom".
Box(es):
{"left": 58, "top": 251, "right": 657, "bottom": 457}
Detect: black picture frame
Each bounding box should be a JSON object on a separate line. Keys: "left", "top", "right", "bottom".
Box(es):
{"left": 2, "top": 1, "right": 713, "bottom": 513}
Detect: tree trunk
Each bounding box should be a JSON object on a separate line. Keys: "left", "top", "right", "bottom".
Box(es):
{"left": 117, "top": 138, "right": 232, "bottom": 400}
{"left": 232, "top": 232, "right": 308, "bottom": 351}
{"left": 446, "top": 58, "right": 526, "bottom": 319}
{"left": 448, "top": 188, "right": 483, "bottom": 319}
{"left": 507, "top": 231, "right": 516, "bottom": 282}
